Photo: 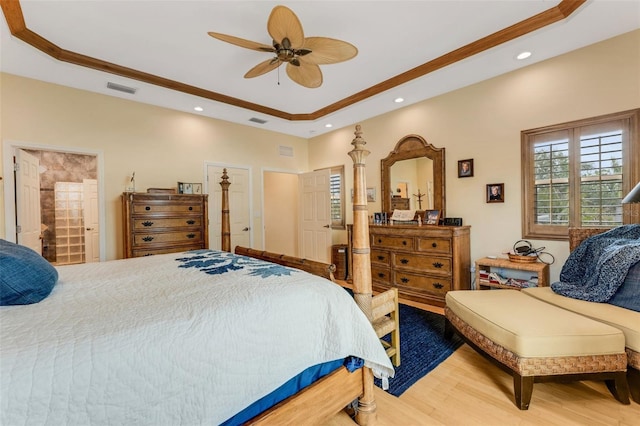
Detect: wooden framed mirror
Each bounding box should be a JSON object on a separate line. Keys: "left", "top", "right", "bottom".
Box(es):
{"left": 381, "top": 134, "right": 446, "bottom": 218}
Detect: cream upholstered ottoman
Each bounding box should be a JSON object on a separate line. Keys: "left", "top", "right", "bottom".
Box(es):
{"left": 444, "top": 290, "right": 630, "bottom": 409}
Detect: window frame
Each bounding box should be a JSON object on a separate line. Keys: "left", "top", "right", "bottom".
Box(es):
{"left": 328, "top": 165, "right": 346, "bottom": 230}
{"left": 521, "top": 109, "right": 640, "bottom": 240}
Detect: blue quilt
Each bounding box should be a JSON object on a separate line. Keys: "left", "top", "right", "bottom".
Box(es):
{"left": 551, "top": 225, "right": 640, "bottom": 307}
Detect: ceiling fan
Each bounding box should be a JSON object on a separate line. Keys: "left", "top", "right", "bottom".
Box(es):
{"left": 208, "top": 5, "right": 358, "bottom": 88}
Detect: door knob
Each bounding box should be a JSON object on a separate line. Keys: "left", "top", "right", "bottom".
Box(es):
{"left": 242, "top": 227, "right": 250, "bottom": 231}
{"left": 323, "top": 225, "right": 331, "bottom": 228}
{"left": 86, "top": 227, "right": 95, "bottom": 231}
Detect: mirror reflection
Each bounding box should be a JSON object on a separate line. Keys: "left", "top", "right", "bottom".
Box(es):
{"left": 381, "top": 134, "right": 445, "bottom": 219}
{"left": 389, "top": 157, "right": 434, "bottom": 211}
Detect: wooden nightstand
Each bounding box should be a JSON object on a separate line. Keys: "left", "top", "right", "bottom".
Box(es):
{"left": 475, "top": 257, "right": 550, "bottom": 290}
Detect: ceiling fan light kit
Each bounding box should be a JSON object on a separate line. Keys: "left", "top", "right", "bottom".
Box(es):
{"left": 208, "top": 5, "right": 357, "bottom": 88}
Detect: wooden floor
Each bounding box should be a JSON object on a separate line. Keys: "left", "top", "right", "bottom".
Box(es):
{"left": 328, "top": 284, "right": 640, "bottom": 425}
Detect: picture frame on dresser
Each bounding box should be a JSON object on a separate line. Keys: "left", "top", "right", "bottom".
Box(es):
{"left": 178, "top": 182, "right": 202, "bottom": 194}
{"left": 425, "top": 209, "right": 440, "bottom": 225}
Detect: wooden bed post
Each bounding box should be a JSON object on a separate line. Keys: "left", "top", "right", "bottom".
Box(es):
{"left": 348, "top": 125, "right": 377, "bottom": 425}
{"left": 220, "top": 168, "right": 231, "bottom": 252}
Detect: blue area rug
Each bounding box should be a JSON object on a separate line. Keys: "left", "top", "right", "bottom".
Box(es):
{"left": 344, "top": 288, "right": 463, "bottom": 396}
{"left": 378, "top": 302, "right": 463, "bottom": 396}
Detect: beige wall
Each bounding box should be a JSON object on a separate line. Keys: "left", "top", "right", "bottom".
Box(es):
{"left": 308, "top": 30, "right": 640, "bottom": 282}
{"left": 0, "top": 74, "right": 309, "bottom": 259}
{"left": 263, "top": 171, "right": 298, "bottom": 255}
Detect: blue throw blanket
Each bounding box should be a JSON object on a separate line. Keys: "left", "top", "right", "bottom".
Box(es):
{"left": 551, "top": 225, "right": 640, "bottom": 304}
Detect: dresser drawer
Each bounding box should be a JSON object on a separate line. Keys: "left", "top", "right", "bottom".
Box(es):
{"left": 132, "top": 245, "right": 205, "bottom": 257}
{"left": 371, "top": 234, "right": 414, "bottom": 250}
{"left": 132, "top": 203, "right": 203, "bottom": 214}
{"left": 133, "top": 217, "right": 202, "bottom": 230}
{"left": 371, "top": 265, "right": 392, "bottom": 285}
{"left": 371, "top": 249, "right": 391, "bottom": 265}
{"left": 133, "top": 231, "right": 203, "bottom": 246}
{"left": 393, "top": 252, "right": 451, "bottom": 274}
{"left": 416, "top": 237, "right": 451, "bottom": 255}
{"left": 393, "top": 271, "right": 452, "bottom": 295}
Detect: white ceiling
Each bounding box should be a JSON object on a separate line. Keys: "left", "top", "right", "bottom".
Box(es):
{"left": 1, "top": 1, "right": 639, "bottom": 138}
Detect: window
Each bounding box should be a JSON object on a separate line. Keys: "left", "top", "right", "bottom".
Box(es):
{"left": 329, "top": 166, "right": 345, "bottom": 229}
{"left": 522, "top": 109, "right": 639, "bottom": 240}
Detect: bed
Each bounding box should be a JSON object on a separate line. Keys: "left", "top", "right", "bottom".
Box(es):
{"left": 1, "top": 125, "right": 391, "bottom": 424}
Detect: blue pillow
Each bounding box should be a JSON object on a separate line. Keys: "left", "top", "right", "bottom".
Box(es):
{"left": 609, "top": 260, "right": 640, "bottom": 312}
{"left": 0, "top": 239, "right": 58, "bottom": 305}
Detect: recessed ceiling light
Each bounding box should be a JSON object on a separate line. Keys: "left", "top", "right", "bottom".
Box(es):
{"left": 516, "top": 51, "right": 532, "bottom": 60}
{"left": 394, "top": 97, "right": 404, "bottom": 103}
{"left": 194, "top": 106, "right": 204, "bottom": 112}
{"left": 325, "top": 124, "right": 333, "bottom": 128}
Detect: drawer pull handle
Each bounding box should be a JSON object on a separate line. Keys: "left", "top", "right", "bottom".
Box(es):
{"left": 378, "top": 273, "right": 385, "bottom": 278}
{"left": 144, "top": 253, "right": 154, "bottom": 257}
{"left": 432, "top": 242, "right": 437, "bottom": 248}
{"left": 433, "top": 262, "right": 444, "bottom": 268}
{"left": 186, "top": 220, "right": 195, "bottom": 225}
{"left": 142, "top": 221, "right": 154, "bottom": 227}
{"left": 402, "top": 240, "right": 407, "bottom": 246}
{"left": 188, "top": 206, "right": 193, "bottom": 211}
{"left": 142, "top": 236, "right": 154, "bottom": 242}
{"left": 145, "top": 206, "right": 151, "bottom": 211}
{"left": 377, "top": 238, "right": 382, "bottom": 243}
{"left": 400, "top": 258, "right": 409, "bottom": 264}
{"left": 433, "top": 282, "right": 444, "bottom": 289}
{"left": 400, "top": 277, "right": 409, "bottom": 284}
{"left": 377, "top": 255, "right": 385, "bottom": 261}
{"left": 186, "top": 233, "right": 196, "bottom": 239}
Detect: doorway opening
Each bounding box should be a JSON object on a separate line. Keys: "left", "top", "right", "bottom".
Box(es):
{"left": 3, "top": 141, "right": 106, "bottom": 264}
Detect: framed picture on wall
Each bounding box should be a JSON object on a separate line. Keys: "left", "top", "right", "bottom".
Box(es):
{"left": 366, "top": 187, "right": 376, "bottom": 202}
{"left": 486, "top": 183, "right": 504, "bottom": 203}
{"left": 458, "top": 159, "right": 474, "bottom": 178}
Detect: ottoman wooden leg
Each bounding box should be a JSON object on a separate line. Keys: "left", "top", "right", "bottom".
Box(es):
{"left": 605, "top": 372, "right": 631, "bottom": 405}
{"left": 444, "top": 318, "right": 455, "bottom": 340}
{"left": 628, "top": 367, "right": 640, "bottom": 403}
{"left": 513, "top": 374, "right": 534, "bottom": 410}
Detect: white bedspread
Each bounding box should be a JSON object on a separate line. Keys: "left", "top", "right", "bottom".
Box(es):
{"left": 1, "top": 250, "right": 393, "bottom": 425}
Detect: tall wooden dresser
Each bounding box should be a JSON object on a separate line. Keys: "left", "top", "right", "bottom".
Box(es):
{"left": 122, "top": 192, "right": 209, "bottom": 258}
{"left": 348, "top": 224, "right": 471, "bottom": 307}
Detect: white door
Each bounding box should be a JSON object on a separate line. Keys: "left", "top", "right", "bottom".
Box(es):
{"left": 298, "top": 169, "right": 331, "bottom": 263}
{"left": 207, "top": 165, "right": 251, "bottom": 251}
{"left": 15, "top": 150, "right": 42, "bottom": 253}
{"left": 83, "top": 179, "right": 100, "bottom": 262}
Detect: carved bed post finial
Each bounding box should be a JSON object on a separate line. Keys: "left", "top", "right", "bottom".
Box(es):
{"left": 348, "top": 125, "right": 377, "bottom": 425}
{"left": 220, "top": 169, "right": 231, "bottom": 252}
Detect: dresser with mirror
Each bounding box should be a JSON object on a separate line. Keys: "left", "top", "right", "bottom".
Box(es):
{"left": 348, "top": 134, "right": 470, "bottom": 307}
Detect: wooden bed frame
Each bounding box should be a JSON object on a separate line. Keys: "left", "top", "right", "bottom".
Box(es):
{"left": 219, "top": 125, "right": 379, "bottom": 425}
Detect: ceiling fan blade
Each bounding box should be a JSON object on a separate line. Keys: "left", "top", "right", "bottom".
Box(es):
{"left": 286, "top": 62, "right": 322, "bottom": 88}
{"left": 301, "top": 37, "right": 358, "bottom": 65}
{"left": 268, "top": 5, "right": 304, "bottom": 49}
{"left": 208, "top": 32, "right": 274, "bottom": 52}
{"left": 244, "top": 58, "right": 281, "bottom": 78}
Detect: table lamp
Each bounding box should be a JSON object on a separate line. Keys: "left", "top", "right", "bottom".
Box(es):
{"left": 622, "top": 182, "right": 640, "bottom": 204}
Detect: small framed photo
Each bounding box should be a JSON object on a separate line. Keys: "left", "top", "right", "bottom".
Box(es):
{"left": 373, "top": 212, "right": 388, "bottom": 224}
{"left": 366, "top": 187, "right": 376, "bottom": 202}
{"left": 486, "top": 183, "right": 504, "bottom": 203}
{"left": 425, "top": 209, "right": 441, "bottom": 225}
{"left": 192, "top": 183, "right": 203, "bottom": 194}
{"left": 458, "top": 159, "right": 474, "bottom": 178}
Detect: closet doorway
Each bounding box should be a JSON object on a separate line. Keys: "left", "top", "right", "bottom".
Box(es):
{"left": 3, "top": 142, "right": 105, "bottom": 264}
